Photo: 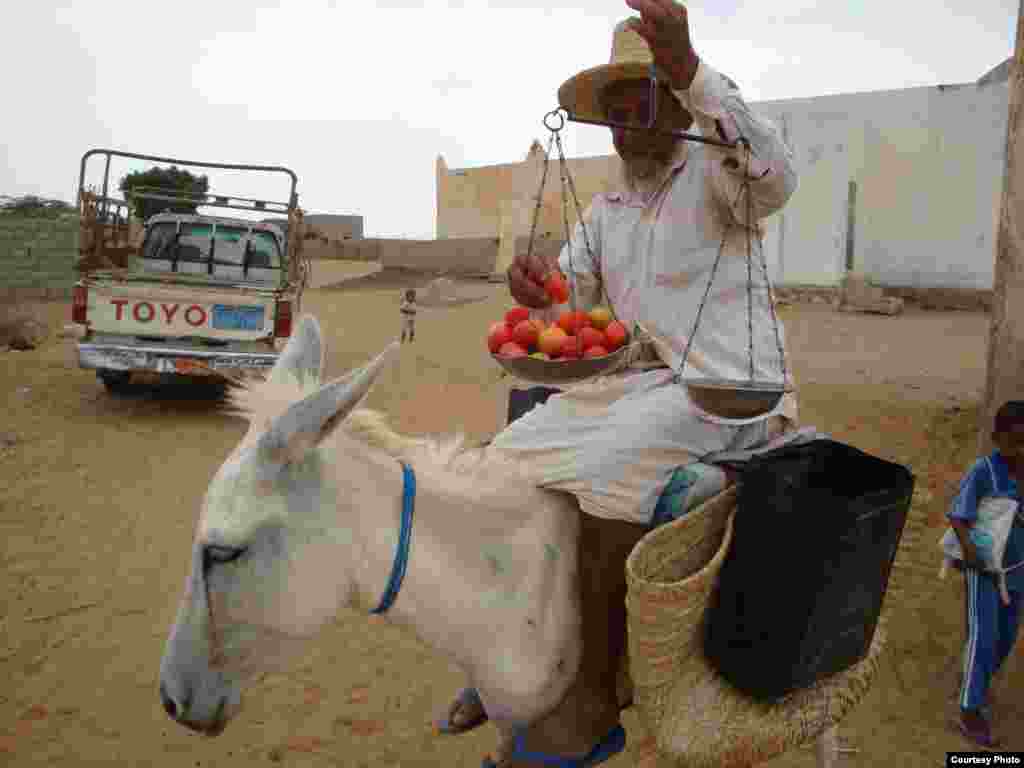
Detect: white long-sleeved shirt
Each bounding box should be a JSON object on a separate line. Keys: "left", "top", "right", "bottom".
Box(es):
{"left": 554, "top": 59, "right": 799, "bottom": 423}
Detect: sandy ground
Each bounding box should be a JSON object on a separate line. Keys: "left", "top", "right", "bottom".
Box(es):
{"left": 1, "top": 260, "right": 1020, "bottom": 766}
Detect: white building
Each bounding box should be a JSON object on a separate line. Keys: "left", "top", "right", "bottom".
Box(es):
{"left": 753, "top": 58, "right": 1011, "bottom": 289}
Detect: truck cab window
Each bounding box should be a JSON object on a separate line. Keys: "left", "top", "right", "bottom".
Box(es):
{"left": 142, "top": 222, "right": 178, "bottom": 261}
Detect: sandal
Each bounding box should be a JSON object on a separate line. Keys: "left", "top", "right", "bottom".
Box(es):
{"left": 955, "top": 711, "right": 1001, "bottom": 750}
{"left": 433, "top": 687, "right": 488, "bottom": 735}
{"left": 481, "top": 723, "right": 626, "bottom": 768}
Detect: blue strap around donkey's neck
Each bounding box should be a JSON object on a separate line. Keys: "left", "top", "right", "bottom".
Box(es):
{"left": 370, "top": 462, "right": 416, "bottom": 615}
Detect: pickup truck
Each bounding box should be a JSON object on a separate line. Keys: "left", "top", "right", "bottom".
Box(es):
{"left": 72, "top": 149, "right": 309, "bottom": 393}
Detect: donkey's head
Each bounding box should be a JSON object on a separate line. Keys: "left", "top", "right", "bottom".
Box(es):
{"left": 158, "top": 316, "right": 399, "bottom": 735}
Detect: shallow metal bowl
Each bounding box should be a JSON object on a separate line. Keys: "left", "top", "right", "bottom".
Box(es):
{"left": 491, "top": 346, "right": 631, "bottom": 386}
{"left": 685, "top": 378, "right": 787, "bottom": 420}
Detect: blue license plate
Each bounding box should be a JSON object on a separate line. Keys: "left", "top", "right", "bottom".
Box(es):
{"left": 212, "top": 304, "right": 265, "bottom": 331}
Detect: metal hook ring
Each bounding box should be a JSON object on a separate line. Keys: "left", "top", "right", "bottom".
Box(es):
{"left": 543, "top": 108, "right": 566, "bottom": 132}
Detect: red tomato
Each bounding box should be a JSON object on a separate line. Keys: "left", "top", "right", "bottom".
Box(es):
{"left": 560, "top": 334, "right": 584, "bottom": 359}
{"left": 604, "top": 321, "right": 628, "bottom": 351}
{"left": 579, "top": 326, "right": 606, "bottom": 351}
{"left": 584, "top": 345, "right": 609, "bottom": 358}
{"left": 505, "top": 306, "right": 531, "bottom": 327}
{"left": 487, "top": 322, "right": 513, "bottom": 354}
{"left": 498, "top": 341, "right": 528, "bottom": 357}
{"left": 512, "top": 319, "right": 541, "bottom": 351}
{"left": 545, "top": 272, "right": 570, "bottom": 304}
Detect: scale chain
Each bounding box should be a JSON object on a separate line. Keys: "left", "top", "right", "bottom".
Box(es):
{"left": 745, "top": 143, "right": 755, "bottom": 383}
{"left": 556, "top": 132, "right": 599, "bottom": 285}
{"left": 557, "top": 138, "right": 578, "bottom": 319}
{"left": 524, "top": 132, "right": 558, "bottom": 279}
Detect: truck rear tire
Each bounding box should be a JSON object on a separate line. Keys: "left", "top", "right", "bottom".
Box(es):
{"left": 97, "top": 370, "right": 133, "bottom": 394}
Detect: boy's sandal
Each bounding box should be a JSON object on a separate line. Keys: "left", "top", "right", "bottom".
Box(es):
{"left": 955, "top": 713, "right": 1001, "bottom": 750}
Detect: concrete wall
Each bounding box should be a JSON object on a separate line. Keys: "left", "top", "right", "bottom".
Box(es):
{"left": 0, "top": 216, "right": 79, "bottom": 300}
{"left": 315, "top": 236, "right": 500, "bottom": 274}
{"left": 437, "top": 67, "right": 1012, "bottom": 291}
{"left": 304, "top": 214, "right": 363, "bottom": 240}
{"left": 377, "top": 237, "right": 499, "bottom": 273}
{"left": 757, "top": 76, "right": 1008, "bottom": 289}
{"left": 262, "top": 214, "right": 364, "bottom": 262}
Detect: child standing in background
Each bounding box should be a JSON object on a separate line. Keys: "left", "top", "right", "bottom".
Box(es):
{"left": 400, "top": 288, "right": 417, "bottom": 343}
{"left": 948, "top": 400, "right": 1024, "bottom": 748}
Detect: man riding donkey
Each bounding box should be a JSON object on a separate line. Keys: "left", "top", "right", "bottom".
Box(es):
{"left": 436, "top": 0, "right": 800, "bottom": 765}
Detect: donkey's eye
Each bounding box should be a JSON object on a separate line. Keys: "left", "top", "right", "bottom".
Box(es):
{"left": 205, "top": 545, "right": 247, "bottom": 566}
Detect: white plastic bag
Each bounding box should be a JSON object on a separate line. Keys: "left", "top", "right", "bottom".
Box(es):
{"left": 938, "top": 495, "right": 1019, "bottom": 605}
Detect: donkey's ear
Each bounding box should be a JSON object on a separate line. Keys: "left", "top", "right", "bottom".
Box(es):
{"left": 256, "top": 341, "right": 399, "bottom": 468}
{"left": 267, "top": 315, "right": 324, "bottom": 388}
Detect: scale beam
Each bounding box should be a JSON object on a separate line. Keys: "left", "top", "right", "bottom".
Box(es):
{"left": 562, "top": 112, "right": 741, "bottom": 149}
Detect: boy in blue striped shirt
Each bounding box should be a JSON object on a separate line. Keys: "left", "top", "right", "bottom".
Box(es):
{"left": 948, "top": 400, "right": 1024, "bottom": 748}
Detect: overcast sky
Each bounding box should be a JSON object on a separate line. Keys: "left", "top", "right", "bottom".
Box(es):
{"left": 1, "top": 1, "right": 1017, "bottom": 238}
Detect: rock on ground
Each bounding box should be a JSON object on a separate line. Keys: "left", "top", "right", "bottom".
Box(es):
{"left": 838, "top": 273, "right": 905, "bottom": 316}
{"left": 0, "top": 307, "right": 50, "bottom": 351}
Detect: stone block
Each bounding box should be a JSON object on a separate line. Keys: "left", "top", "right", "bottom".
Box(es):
{"left": 838, "top": 295, "right": 904, "bottom": 316}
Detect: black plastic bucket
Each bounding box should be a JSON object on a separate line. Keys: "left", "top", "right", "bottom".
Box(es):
{"left": 703, "top": 439, "right": 914, "bottom": 700}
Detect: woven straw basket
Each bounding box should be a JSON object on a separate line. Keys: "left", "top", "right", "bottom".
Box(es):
{"left": 625, "top": 486, "right": 886, "bottom": 768}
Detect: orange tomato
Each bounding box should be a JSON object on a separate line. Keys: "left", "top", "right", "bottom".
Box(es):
{"left": 537, "top": 326, "right": 568, "bottom": 358}
{"left": 557, "top": 310, "right": 591, "bottom": 335}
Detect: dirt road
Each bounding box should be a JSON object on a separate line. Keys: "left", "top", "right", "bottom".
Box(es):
{"left": 1, "top": 263, "right": 1018, "bottom": 766}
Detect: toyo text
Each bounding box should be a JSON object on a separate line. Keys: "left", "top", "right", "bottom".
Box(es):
{"left": 111, "top": 300, "right": 208, "bottom": 326}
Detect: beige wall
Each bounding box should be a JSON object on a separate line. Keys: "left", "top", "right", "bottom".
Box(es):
{"left": 437, "top": 143, "right": 620, "bottom": 243}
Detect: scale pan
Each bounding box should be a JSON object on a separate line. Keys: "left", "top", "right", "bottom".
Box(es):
{"left": 685, "top": 377, "right": 786, "bottom": 420}
{"left": 492, "top": 346, "right": 631, "bottom": 386}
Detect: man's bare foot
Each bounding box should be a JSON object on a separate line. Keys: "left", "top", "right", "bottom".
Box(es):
{"left": 434, "top": 688, "right": 488, "bottom": 735}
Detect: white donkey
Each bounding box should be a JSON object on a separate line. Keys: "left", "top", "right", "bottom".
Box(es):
{"left": 159, "top": 315, "right": 641, "bottom": 766}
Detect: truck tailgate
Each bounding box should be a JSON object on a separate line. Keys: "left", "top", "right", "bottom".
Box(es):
{"left": 84, "top": 282, "right": 278, "bottom": 341}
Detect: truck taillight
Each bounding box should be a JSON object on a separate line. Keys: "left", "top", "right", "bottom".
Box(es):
{"left": 72, "top": 285, "right": 88, "bottom": 325}
{"left": 274, "top": 300, "right": 292, "bottom": 338}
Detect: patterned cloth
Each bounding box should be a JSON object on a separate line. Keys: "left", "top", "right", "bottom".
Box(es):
{"left": 649, "top": 426, "right": 832, "bottom": 528}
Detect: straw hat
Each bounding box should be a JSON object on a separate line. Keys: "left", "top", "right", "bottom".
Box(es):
{"left": 624, "top": 486, "right": 886, "bottom": 767}
{"left": 557, "top": 18, "right": 690, "bottom": 128}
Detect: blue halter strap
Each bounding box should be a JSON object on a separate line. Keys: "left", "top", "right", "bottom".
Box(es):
{"left": 370, "top": 461, "right": 416, "bottom": 615}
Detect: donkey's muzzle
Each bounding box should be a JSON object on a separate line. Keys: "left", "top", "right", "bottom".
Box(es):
{"left": 160, "top": 681, "right": 227, "bottom": 736}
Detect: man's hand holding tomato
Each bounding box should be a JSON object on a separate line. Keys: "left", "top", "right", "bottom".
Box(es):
{"left": 507, "top": 249, "right": 569, "bottom": 308}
